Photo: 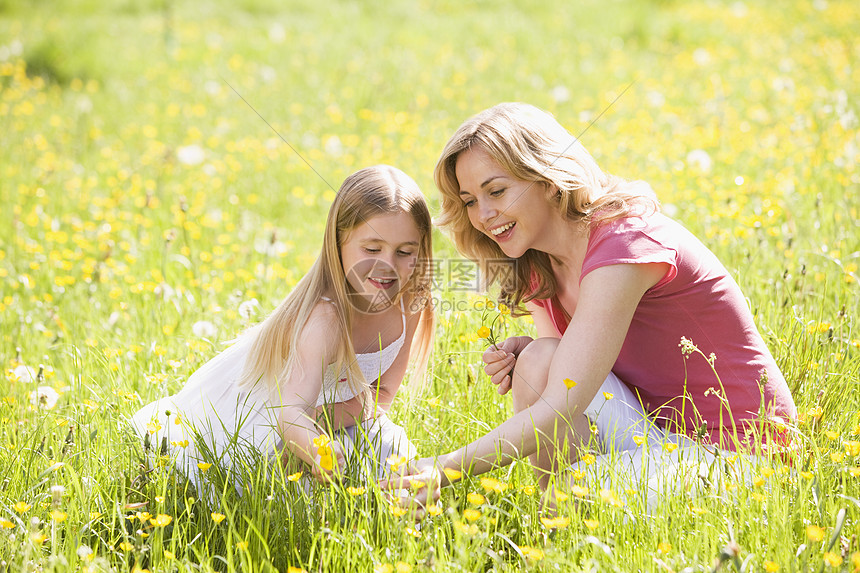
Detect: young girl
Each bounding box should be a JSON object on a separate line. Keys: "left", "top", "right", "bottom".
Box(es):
{"left": 392, "top": 103, "right": 795, "bottom": 499}
{"left": 132, "top": 165, "right": 434, "bottom": 490}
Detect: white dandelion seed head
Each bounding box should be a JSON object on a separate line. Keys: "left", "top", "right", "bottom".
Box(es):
{"left": 192, "top": 320, "right": 217, "bottom": 339}
{"left": 177, "top": 144, "right": 205, "bottom": 166}
{"left": 30, "top": 386, "right": 60, "bottom": 409}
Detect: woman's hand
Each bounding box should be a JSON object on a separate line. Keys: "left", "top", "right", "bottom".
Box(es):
{"left": 379, "top": 458, "right": 442, "bottom": 520}
{"left": 483, "top": 336, "right": 531, "bottom": 395}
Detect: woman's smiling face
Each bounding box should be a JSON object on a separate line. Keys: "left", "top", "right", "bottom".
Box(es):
{"left": 455, "top": 146, "right": 557, "bottom": 259}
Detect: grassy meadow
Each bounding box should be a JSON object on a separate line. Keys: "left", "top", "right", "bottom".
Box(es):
{"left": 1, "top": 0, "right": 859, "bottom": 570}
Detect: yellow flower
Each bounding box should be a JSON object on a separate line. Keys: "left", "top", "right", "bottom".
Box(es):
{"left": 50, "top": 510, "right": 67, "bottom": 522}
{"left": 845, "top": 441, "right": 860, "bottom": 456}
{"left": 386, "top": 454, "right": 407, "bottom": 472}
{"left": 318, "top": 453, "right": 334, "bottom": 471}
{"left": 467, "top": 492, "right": 485, "bottom": 506}
{"left": 237, "top": 541, "right": 249, "bottom": 550}
{"left": 599, "top": 489, "right": 623, "bottom": 507}
{"left": 663, "top": 443, "right": 679, "bottom": 453}
{"left": 800, "top": 471, "right": 814, "bottom": 480}
{"left": 135, "top": 512, "right": 152, "bottom": 522}
{"left": 146, "top": 421, "right": 162, "bottom": 434}
{"left": 0, "top": 518, "right": 14, "bottom": 529}
{"left": 463, "top": 508, "right": 481, "bottom": 522}
{"left": 761, "top": 467, "right": 775, "bottom": 478}
{"left": 581, "top": 453, "right": 596, "bottom": 465}
{"left": 823, "top": 552, "right": 842, "bottom": 567}
{"left": 584, "top": 518, "right": 599, "bottom": 530}
{"left": 554, "top": 490, "right": 569, "bottom": 502}
{"left": 211, "top": 512, "right": 226, "bottom": 524}
{"left": 454, "top": 522, "right": 479, "bottom": 535}
{"left": 763, "top": 560, "right": 779, "bottom": 572}
{"left": 13, "top": 501, "right": 31, "bottom": 513}
{"left": 426, "top": 504, "right": 443, "bottom": 516}
{"left": 825, "top": 430, "right": 839, "bottom": 441}
{"left": 404, "top": 527, "right": 421, "bottom": 538}
{"left": 374, "top": 565, "right": 394, "bottom": 573}
{"left": 520, "top": 485, "right": 536, "bottom": 495}
{"left": 571, "top": 485, "right": 589, "bottom": 497}
{"left": 849, "top": 467, "right": 860, "bottom": 477}
{"left": 287, "top": 471, "right": 303, "bottom": 482}
{"left": 197, "top": 462, "right": 212, "bottom": 472}
{"left": 395, "top": 562, "right": 412, "bottom": 573}
{"left": 498, "top": 304, "right": 510, "bottom": 315}
{"left": 658, "top": 542, "right": 671, "bottom": 554}
{"left": 690, "top": 506, "right": 707, "bottom": 515}
{"left": 480, "top": 477, "right": 507, "bottom": 493}
{"left": 571, "top": 470, "right": 585, "bottom": 481}
{"left": 409, "top": 480, "right": 426, "bottom": 490}
{"left": 753, "top": 476, "right": 765, "bottom": 487}
{"left": 563, "top": 378, "right": 577, "bottom": 389}
{"left": 477, "top": 326, "right": 491, "bottom": 339}
{"left": 442, "top": 468, "right": 462, "bottom": 482}
{"left": 31, "top": 533, "right": 47, "bottom": 545}
{"left": 119, "top": 541, "right": 134, "bottom": 551}
{"left": 540, "top": 516, "right": 570, "bottom": 529}
{"left": 602, "top": 392, "right": 614, "bottom": 400}
{"left": 518, "top": 545, "right": 544, "bottom": 560}
{"left": 150, "top": 514, "right": 172, "bottom": 527}
{"left": 831, "top": 452, "right": 845, "bottom": 463}
{"left": 387, "top": 504, "right": 408, "bottom": 517}
{"left": 163, "top": 550, "right": 175, "bottom": 560}
{"left": 313, "top": 434, "right": 331, "bottom": 448}
{"left": 347, "top": 486, "right": 366, "bottom": 496}
{"left": 633, "top": 435, "right": 645, "bottom": 446}
{"left": 287, "top": 567, "right": 307, "bottom": 573}
{"left": 806, "top": 524, "right": 825, "bottom": 542}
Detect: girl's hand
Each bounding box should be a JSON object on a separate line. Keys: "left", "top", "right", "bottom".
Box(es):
{"left": 482, "top": 336, "right": 529, "bottom": 395}
{"left": 310, "top": 439, "right": 346, "bottom": 483}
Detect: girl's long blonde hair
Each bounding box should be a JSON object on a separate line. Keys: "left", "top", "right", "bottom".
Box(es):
{"left": 240, "top": 165, "right": 434, "bottom": 401}
{"left": 434, "top": 102, "right": 659, "bottom": 312}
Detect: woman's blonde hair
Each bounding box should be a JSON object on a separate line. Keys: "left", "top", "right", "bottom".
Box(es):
{"left": 434, "top": 102, "right": 658, "bottom": 312}
{"left": 240, "top": 165, "right": 435, "bottom": 403}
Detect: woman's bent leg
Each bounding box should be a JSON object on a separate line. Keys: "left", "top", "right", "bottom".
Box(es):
{"left": 510, "top": 338, "right": 592, "bottom": 489}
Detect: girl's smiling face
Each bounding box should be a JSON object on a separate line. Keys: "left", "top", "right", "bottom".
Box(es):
{"left": 339, "top": 211, "right": 421, "bottom": 311}
{"left": 455, "top": 146, "right": 557, "bottom": 259}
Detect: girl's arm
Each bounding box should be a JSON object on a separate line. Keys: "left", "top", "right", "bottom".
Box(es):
{"left": 275, "top": 302, "right": 345, "bottom": 472}
{"left": 426, "top": 262, "right": 668, "bottom": 481}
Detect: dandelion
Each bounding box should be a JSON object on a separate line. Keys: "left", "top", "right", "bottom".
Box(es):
{"left": 584, "top": 518, "right": 599, "bottom": 530}
{"left": 454, "top": 522, "right": 479, "bottom": 535}
{"left": 800, "top": 471, "right": 814, "bottom": 480}
{"left": 50, "top": 510, "right": 67, "bottom": 522}
{"left": 540, "top": 516, "right": 570, "bottom": 529}
{"left": 518, "top": 545, "right": 545, "bottom": 560}
{"left": 830, "top": 452, "right": 845, "bottom": 463}
{"left": 13, "top": 501, "right": 30, "bottom": 513}
{"left": 31, "top": 532, "right": 47, "bottom": 545}
{"left": 845, "top": 441, "right": 860, "bottom": 456}
{"left": 520, "top": 485, "right": 536, "bottom": 495}
{"left": 30, "top": 386, "right": 60, "bottom": 409}
{"left": 753, "top": 476, "right": 766, "bottom": 487}
{"left": 176, "top": 144, "right": 205, "bottom": 166}
{"left": 191, "top": 320, "right": 217, "bottom": 338}
{"left": 236, "top": 541, "right": 249, "bottom": 550}
{"left": 374, "top": 565, "right": 393, "bottom": 573}
{"left": 823, "top": 552, "right": 842, "bottom": 567}
{"left": 163, "top": 550, "right": 175, "bottom": 559}
{"left": 211, "top": 512, "right": 226, "bottom": 524}
{"left": 849, "top": 467, "right": 860, "bottom": 477}
{"left": 658, "top": 542, "right": 671, "bottom": 554}
{"left": 347, "top": 486, "right": 366, "bottom": 496}
{"left": 0, "top": 518, "right": 14, "bottom": 529}
{"left": 467, "top": 492, "right": 485, "bottom": 506}
{"left": 287, "top": 567, "right": 307, "bottom": 573}
{"left": 806, "top": 524, "right": 824, "bottom": 542}
{"left": 581, "top": 453, "right": 596, "bottom": 465}
{"left": 395, "top": 562, "right": 412, "bottom": 573}
{"left": 563, "top": 378, "right": 577, "bottom": 389}
{"left": 761, "top": 467, "right": 775, "bottom": 478}
{"left": 463, "top": 508, "right": 481, "bottom": 522}
{"left": 763, "top": 560, "right": 779, "bottom": 572}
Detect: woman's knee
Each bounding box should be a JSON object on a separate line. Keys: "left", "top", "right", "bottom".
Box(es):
{"left": 511, "top": 338, "right": 560, "bottom": 411}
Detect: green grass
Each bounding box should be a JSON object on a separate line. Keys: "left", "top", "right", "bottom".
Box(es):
{"left": 1, "top": 0, "right": 859, "bottom": 570}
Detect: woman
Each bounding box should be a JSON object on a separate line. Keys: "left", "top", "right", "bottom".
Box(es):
{"left": 392, "top": 103, "right": 795, "bottom": 499}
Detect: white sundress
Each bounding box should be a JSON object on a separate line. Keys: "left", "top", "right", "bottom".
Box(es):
{"left": 129, "top": 299, "right": 416, "bottom": 492}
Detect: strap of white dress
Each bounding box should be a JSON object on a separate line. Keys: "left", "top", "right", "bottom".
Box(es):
{"left": 316, "top": 298, "right": 407, "bottom": 407}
